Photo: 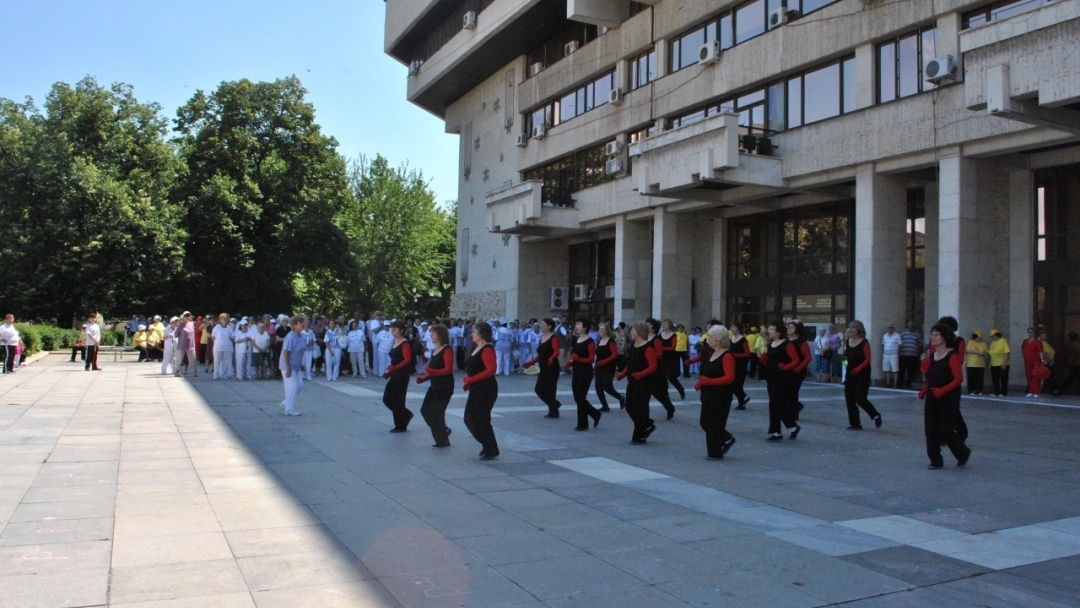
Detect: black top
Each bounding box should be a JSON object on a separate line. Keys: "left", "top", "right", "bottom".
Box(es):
{"left": 926, "top": 350, "right": 958, "bottom": 390}
{"left": 596, "top": 339, "right": 618, "bottom": 369}
{"left": 625, "top": 342, "right": 654, "bottom": 387}
{"left": 428, "top": 345, "right": 453, "bottom": 393}
{"left": 389, "top": 341, "right": 409, "bottom": 377}
{"left": 571, "top": 337, "right": 594, "bottom": 372}
{"left": 537, "top": 336, "right": 558, "bottom": 371}
{"left": 765, "top": 339, "right": 793, "bottom": 381}
{"left": 844, "top": 339, "right": 870, "bottom": 377}
{"left": 659, "top": 334, "right": 676, "bottom": 358}
{"left": 466, "top": 343, "right": 496, "bottom": 391}
{"left": 700, "top": 351, "right": 735, "bottom": 398}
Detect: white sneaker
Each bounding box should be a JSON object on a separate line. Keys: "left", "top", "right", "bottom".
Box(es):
{"left": 1026, "top": 393, "right": 1034, "bottom": 398}
{"left": 286, "top": 411, "right": 301, "bottom": 416}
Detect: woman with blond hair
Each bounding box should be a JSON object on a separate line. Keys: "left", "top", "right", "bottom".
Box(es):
{"left": 693, "top": 325, "right": 737, "bottom": 460}
{"left": 844, "top": 320, "right": 882, "bottom": 430}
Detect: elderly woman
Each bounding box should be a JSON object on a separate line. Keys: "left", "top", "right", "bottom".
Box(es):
{"left": 523, "top": 318, "right": 562, "bottom": 419}
{"left": 692, "top": 325, "right": 737, "bottom": 460}
{"left": 919, "top": 322, "right": 971, "bottom": 469}
{"left": 417, "top": 323, "right": 455, "bottom": 448}
{"left": 463, "top": 321, "right": 500, "bottom": 460}
{"left": 173, "top": 312, "right": 197, "bottom": 377}
{"left": 617, "top": 321, "right": 660, "bottom": 444}
{"left": 382, "top": 320, "right": 415, "bottom": 432}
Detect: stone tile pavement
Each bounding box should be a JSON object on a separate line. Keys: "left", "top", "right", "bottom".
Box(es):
{"left": 1, "top": 355, "right": 1079, "bottom": 606}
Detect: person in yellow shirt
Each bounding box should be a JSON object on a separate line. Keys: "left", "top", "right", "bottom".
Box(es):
{"left": 965, "top": 330, "right": 989, "bottom": 395}
{"left": 1039, "top": 330, "right": 1057, "bottom": 394}
{"left": 988, "top": 329, "right": 1011, "bottom": 396}
{"left": 146, "top": 325, "right": 162, "bottom": 362}
{"left": 133, "top": 325, "right": 149, "bottom": 362}
{"left": 675, "top": 324, "right": 690, "bottom": 378}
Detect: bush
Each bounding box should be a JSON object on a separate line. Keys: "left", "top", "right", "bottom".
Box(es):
{"left": 14, "top": 324, "right": 41, "bottom": 355}
{"left": 8, "top": 324, "right": 122, "bottom": 354}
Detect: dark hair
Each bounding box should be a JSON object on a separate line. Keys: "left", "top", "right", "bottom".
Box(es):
{"left": 389, "top": 319, "right": 406, "bottom": 331}
{"left": 787, "top": 319, "right": 804, "bottom": 337}
{"left": 709, "top": 319, "right": 723, "bottom": 327}
{"left": 430, "top": 323, "right": 449, "bottom": 346}
{"left": 931, "top": 323, "right": 957, "bottom": 348}
{"left": 937, "top": 316, "right": 959, "bottom": 332}
{"left": 767, "top": 320, "right": 785, "bottom": 334}
{"left": 473, "top": 321, "right": 493, "bottom": 343}
{"left": 576, "top": 317, "right": 592, "bottom": 331}
{"left": 647, "top": 318, "right": 661, "bottom": 333}
{"left": 541, "top": 318, "right": 556, "bottom": 331}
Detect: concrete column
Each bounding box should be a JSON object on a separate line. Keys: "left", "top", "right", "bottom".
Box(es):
{"left": 924, "top": 183, "right": 939, "bottom": 327}
{"left": 1008, "top": 170, "right": 1034, "bottom": 344}
{"left": 655, "top": 38, "right": 669, "bottom": 79}
{"left": 652, "top": 206, "right": 690, "bottom": 322}
{"left": 854, "top": 164, "right": 909, "bottom": 380}
{"left": 712, "top": 218, "right": 728, "bottom": 323}
{"left": 614, "top": 214, "right": 651, "bottom": 324}
{"left": 854, "top": 43, "right": 875, "bottom": 110}
{"left": 616, "top": 58, "right": 630, "bottom": 93}
{"left": 935, "top": 13, "right": 963, "bottom": 82}
{"left": 938, "top": 151, "right": 995, "bottom": 336}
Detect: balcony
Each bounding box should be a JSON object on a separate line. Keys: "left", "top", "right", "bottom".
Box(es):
{"left": 486, "top": 180, "right": 581, "bottom": 237}
{"left": 630, "top": 112, "right": 785, "bottom": 203}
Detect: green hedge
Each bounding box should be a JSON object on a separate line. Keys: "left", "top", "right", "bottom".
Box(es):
{"left": 12, "top": 324, "right": 123, "bottom": 355}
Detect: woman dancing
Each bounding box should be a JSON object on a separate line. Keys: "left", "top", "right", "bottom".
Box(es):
{"left": 594, "top": 322, "right": 624, "bottom": 411}
{"left": 418, "top": 323, "right": 455, "bottom": 448}
{"left": 463, "top": 321, "right": 500, "bottom": 460}
{"left": 524, "top": 318, "right": 562, "bottom": 418}
{"left": 617, "top": 321, "right": 659, "bottom": 444}
{"left": 382, "top": 320, "right": 415, "bottom": 432}
{"left": 565, "top": 319, "right": 601, "bottom": 430}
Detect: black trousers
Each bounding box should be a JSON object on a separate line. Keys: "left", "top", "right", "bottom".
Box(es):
{"left": 366, "top": 340, "right": 374, "bottom": 370}
{"left": 766, "top": 375, "right": 797, "bottom": 434}
{"left": 594, "top": 366, "right": 623, "bottom": 409}
{"left": 2, "top": 345, "right": 15, "bottom": 373}
{"left": 967, "top": 367, "right": 985, "bottom": 394}
{"left": 898, "top": 355, "right": 920, "bottom": 388}
{"left": 421, "top": 384, "right": 453, "bottom": 446}
{"left": 680, "top": 351, "right": 690, "bottom": 378}
{"left": 572, "top": 366, "right": 599, "bottom": 428}
{"left": 844, "top": 371, "right": 880, "bottom": 427}
{"left": 793, "top": 371, "right": 807, "bottom": 419}
{"left": 625, "top": 382, "right": 655, "bottom": 441}
{"left": 663, "top": 353, "right": 685, "bottom": 398}
{"left": 456, "top": 346, "right": 466, "bottom": 370}
{"left": 733, "top": 360, "right": 748, "bottom": 405}
{"left": 464, "top": 381, "right": 499, "bottom": 456}
{"left": 382, "top": 371, "right": 413, "bottom": 429}
{"left": 651, "top": 374, "right": 676, "bottom": 416}
{"left": 84, "top": 345, "right": 99, "bottom": 370}
{"left": 71, "top": 345, "right": 87, "bottom": 362}
{"left": 990, "top": 365, "right": 1010, "bottom": 395}
{"left": 924, "top": 390, "right": 971, "bottom": 467}
{"left": 535, "top": 365, "right": 562, "bottom": 416}
{"left": 700, "top": 388, "right": 734, "bottom": 457}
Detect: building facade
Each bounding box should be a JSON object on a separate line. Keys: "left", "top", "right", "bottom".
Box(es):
{"left": 385, "top": 0, "right": 1080, "bottom": 376}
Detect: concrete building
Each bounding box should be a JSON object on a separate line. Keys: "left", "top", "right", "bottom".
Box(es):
{"left": 385, "top": 0, "right": 1080, "bottom": 377}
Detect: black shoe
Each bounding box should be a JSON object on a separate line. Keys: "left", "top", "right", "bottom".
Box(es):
{"left": 432, "top": 444, "right": 450, "bottom": 448}
{"left": 957, "top": 451, "right": 971, "bottom": 468}
{"left": 592, "top": 411, "right": 601, "bottom": 428}
{"left": 618, "top": 397, "right": 625, "bottom": 410}
{"left": 666, "top": 409, "right": 674, "bottom": 421}
{"left": 740, "top": 397, "right": 751, "bottom": 407}
{"left": 544, "top": 413, "right": 560, "bottom": 419}
{"left": 874, "top": 415, "right": 882, "bottom": 429}
{"left": 788, "top": 425, "right": 801, "bottom": 440}
{"left": 706, "top": 455, "right": 723, "bottom": 461}
{"left": 847, "top": 425, "right": 863, "bottom": 431}
{"left": 735, "top": 405, "right": 746, "bottom": 411}
{"left": 600, "top": 406, "right": 611, "bottom": 412}
{"left": 721, "top": 437, "right": 736, "bottom": 456}
{"left": 643, "top": 423, "right": 657, "bottom": 439}
{"left": 479, "top": 453, "right": 497, "bottom": 461}
{"left": 574, "top": 426, "right": 588, "bottom": 431}
{"left": 767, "top": 433, "right": 783, "bottom": 441}
{"left": 629, "top": 439, "right": 647, "bottom": 445}
{"left": 447, "top": 428, "right": 452, "bottom": 437}
{"left": 927, "top": 463, "right": 943, "bottom": 470}
{"left": 389, "top": 427, "right": 407, "bottom": 433}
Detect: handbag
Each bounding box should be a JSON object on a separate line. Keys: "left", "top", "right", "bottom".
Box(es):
{"left": 313, "top": 345, "right": 322, "bottom": 359}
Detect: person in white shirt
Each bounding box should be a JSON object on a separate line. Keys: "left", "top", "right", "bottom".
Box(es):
{"left": 1, "top": 314, "right": 20, "bottom": 374}
{"left": 252, "top": 322, "right": 272, "bottom": 380}
{"left": 376, "top": 325, "right": 394, "bottom": 376}
{"left": 421, "top": 321, "right": 435, "bottom": 363}
{"left": 233, "top": 318, "right": 253, "bottom": 380}
{"left": 881, "top": 323, "right": 903, "bottom": 388}
{"left": 211, "top": 313, "right": 234, "bottom": 380}
{"left": 324, "top": 318, "right": 342, "bottom": 381}
{"left": 367, "top": 311, "right": 385, "bottom": 373}
{"left": 346, "top": 320, "right": 367, "bottom": 378}
{"left": 301, "top": 320, "right": 316, "bottom": 381}
{"left": 161, "top": 317, "right": 178, "bottom": 375}
{"left": 84, "top": 314, "right": 102, "bottom": 371}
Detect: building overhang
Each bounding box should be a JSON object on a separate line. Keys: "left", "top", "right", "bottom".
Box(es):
{"left": 486, "top": 180, "right": 582, "bottom": 237}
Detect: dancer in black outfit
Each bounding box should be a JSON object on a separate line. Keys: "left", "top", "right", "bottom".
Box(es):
{"left": 919, "top": 323, "right": 971, "bottom": 469}
{"left": 463, "top": 321, "right": 500, "bottom": 460}
{"left": 787, "top": 320, "right": 812, "bottom": 420}
{"left": 693, "top": 325, "right": 737, "bottom": 460}
{"left": 660, "top": 319, "right": 686, "bottom": 400}
{"left": 594, "top": 322, "right": 624, "bottom": 411}
{"left": 647, "top": 319, "right": 677, "bottom": 420}
{"left": 617, "top": 321, "right": 659, "bottom": 444}
{"left": 382, "top": 320, "right": 415, "bottom": 432}
{"left": 761, "top": 321, "right": 801, "bottom": 441}
{"left": 524, "top": 318, "right": 562, "bottom": 418}
{"left": 729, "top": 323, "right": 751, "bottom": 409}
{"left": 843, "top": 320, "right": 882, "bottom": 430}
{"left": 565, "top": 319, "right": 601, "bottom": 430}
{"left": 417, "top": 324, "right": 454, "bottom": 448}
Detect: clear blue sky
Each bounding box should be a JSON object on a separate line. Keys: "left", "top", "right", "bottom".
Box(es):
{"left": 0, "top": 0, "right": 459, "bottom": 204}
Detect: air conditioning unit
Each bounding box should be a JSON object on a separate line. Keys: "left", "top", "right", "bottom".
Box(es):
{"left": 604, "top": 140, "right": 622, "bottom": 156}
{"left": 925, "top": 55, "right": 957, "bottom": 83}
{"left": 550, "top": 287, "right": 568, "bottom": 310}
{"left": 463, "top": 11, "right": 477, "bottom": 30}
{"left": 768, "top": 8, "right": 798, "bottom": 28}
{"left": 564, "top": 41, "right": 579, "bottom": 57}
{"left": 531, "top": 124, "right": 546, "bottom": 140}
{"left": 515, "top": 133, "right": 528, "bottom": 147}
{"left": 698, "top": 40, "right": 721, "bottom": 65}
{"left": 608, "top": 88, "right": 624, "bottom": 105}
{"left": 604, "top": 285, "right": 615, "bottom": 299}
{"left": 573, "top": 284, "right": 589, "bottom": 300}
{"left": 605, "top": 158, "right": 623, "bottom": 174}
{"left": 529, "top": 62, "right": 544, "bottom": 77}
{"left": 408, "top": 61, "right": 422, "bottom": 76}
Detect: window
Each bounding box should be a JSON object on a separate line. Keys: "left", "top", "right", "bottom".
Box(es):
{"left": 735, "top": 0, "right": 766, "bottom": 44}
{"left": 878, "top": 27, "right": 937, "bottom": 103}
{"left": 523, "top": 143, "right": 614, "bottom": 205}
{"left": 629, "top": 49, "right": 656, "bottom": 90}
{"left": 963, "top": 0, "right": 1052, "bottom": 28}
{"left": 788, "top": 56, "right": 857, "bottom": 126}
{"left": 525, "top": 22, "right": 607, "bottom": 78}
{"left": 628, "top": 124, "right": 657, "bottom": 143}
{"left": 906, "top": 189, "right": 926, "bottom": 269}
{"left": 526, "top": 71, "right": 616, "bottom": 130}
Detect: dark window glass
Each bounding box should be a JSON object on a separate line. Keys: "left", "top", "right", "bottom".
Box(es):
{"left": 630, "top": 50, "right": 656, "bottom": 90}
{"left": 787, "top": 75, "right": 802, "bottom": 128}
{"left": 735, "top": 0, "right": 766, "bottom": 44}
{"left": 561, "top": 92, "right": 577, "bottom": 122}
{"left": 738, "top": 89, "right": 766, "bottom": 108}
{"left": 801, "top": 0, "right": 839, "bottom": 14}
{"left": 803, "top": 63, "right": 840, "bottom": 123}
{"left": 898, "top": 34, "right": 919, "bottom": 98}
{"left": 962, "top": 0, "right": 1049, "bottom": 29}
{"left": 719, "top": 14, "right": 734, "bottom": 49}
{"left": 767, "top": 81, "right": 785, "bottom": 132}
{"left": 921, "top": 29, "right": 937, "bottom": 91}
{"left": 842, "top": 57, "right": 856, "bottom": 113}
{"left": 879, "top": 42, "right": 897, "bottom": 103}
{"left": 674, "top": 26, "right": 707, "bottom": 72}
{"left": 522, "top": 142, "right": 615, "bottom": 203}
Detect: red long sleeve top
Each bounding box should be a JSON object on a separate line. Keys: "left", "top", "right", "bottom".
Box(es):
{"left": 386, "top": 341, "right": 412, "bottom": 374}
{"left": 921, "top": 350, "right": 964, "bottom": 398}
{"left": 595, "top": 340, "right": 619, "bottom": 368}
{"left": 698, "top": 352, "right": 736, "bottom": 386}
{"left": 795, "top": 340, "right": 812, "bottom": 374}
{"left": 632, "top": 346, "right": 659, "bottom": 381}
{"left": 660, "top": 334, "right": 676, "bottom": 353}
{"left": 732, "top": 337, "right": 751, "bottom": 360}
{"left": 651, "top": 336, "right": 664, "bottom": 359}
{"left": 760, "top": 342, "right": 800, "bottom": 371}
{"left": 423, "top": 347, "right": 455, "bottom": 377}
{"left": 569, "top": 340, "right": 596, "bottom": 365}
{"left": 848, "top": 340, "right": 872, "bottom": 376}
{"left": 464, "top": 347, "right": 497, "bottom": 388}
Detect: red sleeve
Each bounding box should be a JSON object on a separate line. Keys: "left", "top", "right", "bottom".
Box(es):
{"left": 424, "top": 349, "right": 455, "bottom": 377}
{"left": 796, "top": 342, "right": 812, "bottom": 373}
{"left": 937, "top": 352, "right": 964, "bottom": 394}
{"left": 386, "top": 342, "right": 412, "bottom": 374}
{"left": 596, "top": 342, "right": 618, "bottom": 368}
{"left": 958, "top": 339, "right": 967, "bottom": 361}
{"left": 547, "top": 336, "right": 560, "bottom": 366}
{"left": 632, "top": 346, "right": 659, "bottom": 380}
{"left": 700, "top": 353, "right": 736, "bottom": 386}
{"left": 652, "top": 337, "right": 664, "bottom": 358}
{"left": 686, "top": 354, "right": 702, "bottom": 366}
{"left": 661, "top": 338, "right": 675, "bottom": 353}
{"left": 779, "top": 343, "right": 800, "bottom": 371}
{"left": 759, "top": 352, "right": 769, "bottom": 365}
{"left": 851, "top": 341, "right": 871, "bottom": 375}
{"left": 920, "top": 356, "right": 931, "bottom": 374}
{"left": 466, "top": 348, "right": 497, "bottom": 384}
{"left": 571, "top": 341, "right": 596, "bottom": 365}
{"left": 733, "top": 339, "right": 750, "bottom": 360}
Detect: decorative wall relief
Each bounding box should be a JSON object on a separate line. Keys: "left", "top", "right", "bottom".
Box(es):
{"left": 450, "top": 291, "right": 507, "bottom": 319}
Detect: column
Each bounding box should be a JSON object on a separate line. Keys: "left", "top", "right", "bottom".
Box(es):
{"left": 614, "top": 215, "right": 651, "bottom": 324}
{"left": 854, "top": 43, "right": 875, "bottom": 111}
{"left": 923, "top": 183, "right": 939, "bottom": 327}
{"left": 854, "top": 164, "right": 909, "bottom": 381}
{"left": 711, "top": 218, "right": 728, "bottom": 324}
{"left": 652, "top": 207, "right": 690, "bottom": 323}
{"left": 937, "top": 151, "right": 995, "bottom": 336}
{"left": 1008, "top": 170, "right": 1034, "bottom": 344}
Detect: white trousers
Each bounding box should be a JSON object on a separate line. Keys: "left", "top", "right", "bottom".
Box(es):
{"left": 161, "top": 342, "right": 174, "bottom": 375}
{"left": 375, "top": 351, "right": 390, "bottom": 376}
{"left": 349, "top": 351, "right": 366, "bottom": 377}
{"left": 326, "top": 348, "right": 340, "bottom": 380}
{"left": 281, "top": 372, "right": 303, "bottom": 413}
{"left": 303, "top": 351, "right": 313, "bottom": 380}
{"left": 235, "top": 348, "right": 250, "bottom": 379}
{"left": 496, "top": 350, "right": 511, "bottom": 376}
{"left": 173, "top": 348, "right": 196, "bottom": 375}
{"left": 213, "top": 350, "right": 233, "bottom": 379}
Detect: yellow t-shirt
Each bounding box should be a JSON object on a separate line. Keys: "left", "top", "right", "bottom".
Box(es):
{"left": 133, "top": 330, "right": 148, "bottom": 348}
{"left": 965, "top": 339, "right": 988, "bottom": 368}
{"left": 1042, "top": 340, "right": 1056, "bottom": 363}
{"left": 675, "top": 331, "right": 688, "bottom": 352}
{"left": 988, "top": 338, "right": 1011, "bottom": 367}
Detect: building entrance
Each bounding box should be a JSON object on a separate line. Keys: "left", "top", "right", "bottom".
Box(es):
{"left": 1034, "top": 163, "right": 1080, "bottom": 353}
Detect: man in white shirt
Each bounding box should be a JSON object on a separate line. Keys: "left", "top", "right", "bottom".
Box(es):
{"left": 367, "top": 311, "right": 384, "bottom": 373}
{"left": 1, "top": 314, "right": 20, "bottom": 374}
{"left": 211, "top": 313, "right": 234, "bottom": 380}
{"left": 881, "top": 323, "right": 903, "bottom": 388}
{"left": 253, "top": 322, "right": 272, "bottom": 380}
{"left": 84, "top": 313, "right": 102, "bottom": 371}
{"left": 233, "top": 318, "right": 253, "bottom": 380}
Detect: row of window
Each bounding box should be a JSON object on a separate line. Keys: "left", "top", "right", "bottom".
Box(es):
{"left": 963, "top": 0, "right": 1052, "bottom": 28}
{"left": 522, "top": 143, "right": 613, "bottom": 206}
{"left": 528, "top": 72, "right": 616, "bottom": 131}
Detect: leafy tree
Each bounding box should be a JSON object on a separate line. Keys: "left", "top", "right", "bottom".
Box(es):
{"left": 0, "top": 78, "right": 185, "bottom": 326}
{"left": 172, "top": 76, "right": 350, "bottom": 314}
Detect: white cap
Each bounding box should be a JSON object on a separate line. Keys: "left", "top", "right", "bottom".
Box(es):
{"left": 138, "top": 324, "right": 146, "bottom": 330}
{"left": 154, "top": 315, "right": 162, "bottom": 320}
{"left": 169, "top": 316, "right": 179, "bottom": 323}
{"left": 240, "top": 317, "right": 249, "bottom": 325}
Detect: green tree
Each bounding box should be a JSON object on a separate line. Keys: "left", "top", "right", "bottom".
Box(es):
{"left": 172, "top": 76, "right": 350, "bottom": 314}
{"left": 0, "top": 78, "right": 185, "bottom": 326}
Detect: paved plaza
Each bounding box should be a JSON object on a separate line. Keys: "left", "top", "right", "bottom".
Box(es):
{"left": 2, "top": 355, "right": 1080, "bottom": 607}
